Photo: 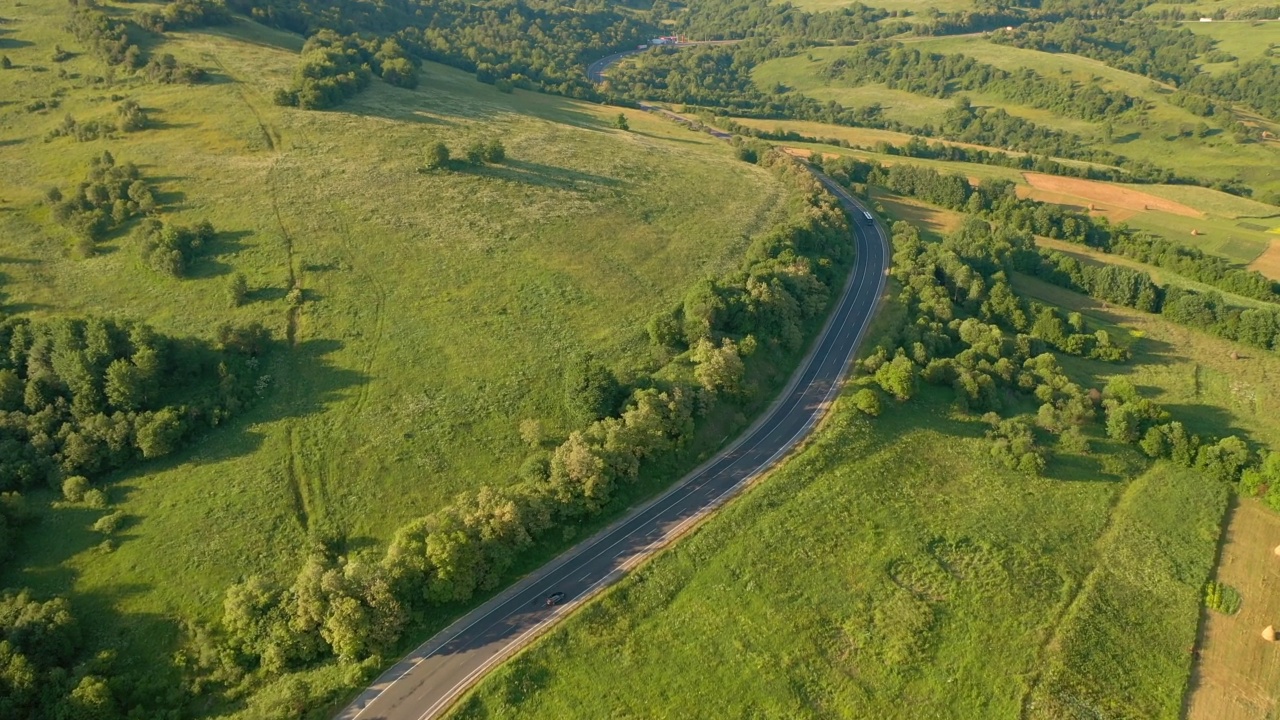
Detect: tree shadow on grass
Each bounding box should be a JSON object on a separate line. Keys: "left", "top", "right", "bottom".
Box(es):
{"left": 187, "top": 229, "right": 253, "bottom": 279}
{"left": 456, "top": 158, "right": 624, "bottom": 192}
{"left": 8, "top": 337, "right": 367, "bottom": 581}
{"left": 143, "top": 174, "right": 189, "bottom": 210}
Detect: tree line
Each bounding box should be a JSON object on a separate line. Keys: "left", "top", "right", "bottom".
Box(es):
{"left": 992, "top": 18, "right": 1280, "bottom": 124}
{"left": 815, "top": 153, "right": 1280, "bottom": 352}
{"left": 232, "top": 0, "right": 653, "bottom": 101}
{"left": 993, "top": 19, "right": 1215, "bottom": 86}
{"left": 713, "top": 117, "right": 1250, "bottom": 195}
{"left": 821, "top": 41, "right": 1139, "bottom": 123}
{"left": 605, "top": 44, "right": 1252, "bottom": 196}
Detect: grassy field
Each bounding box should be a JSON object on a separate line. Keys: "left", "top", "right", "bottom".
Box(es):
{"left": 0, "top": 0, "right": 799, "bottom": 702}
{"left": 752, "top": 41, "right": 1280, "bottom": 198}
{"left": 1183, "top": 20, "right": 1280, "bottom": 68}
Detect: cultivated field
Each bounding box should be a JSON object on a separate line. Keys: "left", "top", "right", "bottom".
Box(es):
{"left": 0, "top": 0, "right": 798, "bottom": 699}
{"left": 762, "top": 133, "right": 1280, "bottom": 270}
{"left": 1186, "top": 500, "right": 1280, "bottom": 720}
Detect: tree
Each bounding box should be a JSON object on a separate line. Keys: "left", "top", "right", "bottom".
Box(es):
{"left": 483, "top": 139, "right": 505, "bottom": 163}
{"left": 465, "top": 141, "right": 486, "bottom": 165}
{"left": 1, "top": 56, "right": 11, "bottom": 70}
{"left": 226, "top": 273, "right": 248, "bottom": 307}
{"left": 563, "top": 353, "right": 622, "bottom": 424}
{"left": 104, "top": 358, "right": 145, "bottom": 411}
{"left": 613, "top": 112, "right": 630, "bottom": 131}
{"left": 691, "top": 338, "right": 745, "bottom": 395}
{"left": 424, "top": 141, "right": 450, "bottom": 170}
{"left": 135, "top": 408, "right": 184, "bottom": 459}
{"left": 874, "top": 354, "right": 917, "bottom": 401}
{"left": 62, "top": 476, "right": 91, "bottom": 503}
{"left": 851, "top": 388, "right": 882, "bottom": 417}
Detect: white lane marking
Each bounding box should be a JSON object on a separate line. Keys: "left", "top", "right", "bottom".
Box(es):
{"left": 348, "top": 173, "right": 887, "bottom": 720}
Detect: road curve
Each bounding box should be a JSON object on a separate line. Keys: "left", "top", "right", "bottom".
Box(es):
{"left": 337, "top": 173, "right": 890, "bottom": 720}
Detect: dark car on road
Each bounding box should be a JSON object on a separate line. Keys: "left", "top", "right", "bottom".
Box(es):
{"left": 545, "top": 592, "right": 565, "bottom": 607}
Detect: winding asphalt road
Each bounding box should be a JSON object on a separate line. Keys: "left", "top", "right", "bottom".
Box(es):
{"left": 336, "top": 142, "right": 890, "bottom": 720}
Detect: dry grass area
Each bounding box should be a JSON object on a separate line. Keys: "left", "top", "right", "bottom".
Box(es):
{"left": 869, "top": 188, "right": 966, "bottom": 240}
{"left": 1186, "top": 500, "right": 1280, "bottom": 720}
{"left": 1023, "top": 173, "right": 1205, "bottom": 219}
{"left": 1250, "top": 239, "right": 1280, "bottom": 280}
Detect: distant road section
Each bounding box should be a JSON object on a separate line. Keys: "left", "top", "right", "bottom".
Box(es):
{"left": 587, "top": 40, "right": 738, "bottom": 83}
{"left": 336, "top": 115, "right": 889, "bottom": 720}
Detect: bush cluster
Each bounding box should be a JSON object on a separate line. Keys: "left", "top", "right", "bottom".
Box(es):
{"left": 47, "top": 152, "right": 155, "bottom": 249}
{"left": 273, "top": 31, "right": 419, "bottom": 109}
{"left": 135, "top": 218, "right": 216, "bottom": 277}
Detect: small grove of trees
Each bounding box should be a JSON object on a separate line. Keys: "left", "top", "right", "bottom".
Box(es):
{"left": 423, "top": 139, "right": 506, "bottom": 170}
{"left": 47, "top": 152, "right": 156, "bottom": 254}
{"left": 850, "top": 219, "right": 1131, "bottom": 475}
{"left": 137, "top": 0, "right": 231, "bottom": 32}
{"left": 135, "top": 218, "right": 216, "bottom": 277}
{"left": 0, "top": 315, "right": 272, "bottom": 491}
{"left": 273, "top": 31, "right": 420, "bottom": 110}
{"left": 43, "top": 100, "right": 149, "bottom": 143}
{"left": 66, "top": 4, "right": 205, "bottom": 84}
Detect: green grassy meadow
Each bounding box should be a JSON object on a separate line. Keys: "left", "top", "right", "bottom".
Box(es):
{"left": 1183, "top": 19, "right": 1280, "bottom": 68}
{"left": 0, "top": 0, "right": 799, "bottom": 696}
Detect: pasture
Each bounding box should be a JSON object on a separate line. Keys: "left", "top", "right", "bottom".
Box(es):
{"left": 0, "top": 0, "right": 795, "bottom": 693}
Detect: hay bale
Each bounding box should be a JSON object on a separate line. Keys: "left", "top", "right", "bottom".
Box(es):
{"left": 1273, "top": 544, "right": 1280, "bottom": 557}
{"left": 1264, "top": 625, "right": 1276, "bottom": 642}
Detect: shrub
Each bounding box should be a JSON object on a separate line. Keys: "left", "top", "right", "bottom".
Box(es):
{"left": 851, "top": 388, "right": 882, "bottom": 417}
{"left": 424, "top": 141, "right": 450, "bottom": 170}
{"left": 83, "top": 489, "right": 108, "bottom": 509}
{"left": 62, "top": 476, "right": 91, "bottom": 503}
{"left": 1204, "top": 581, "right": 1242, "bottom": 615}
{"left": 483, "top": 139, "right": 506, "bottom": 164}
{"left": 92, "top": 511, "right": 125, "bottom": 534}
